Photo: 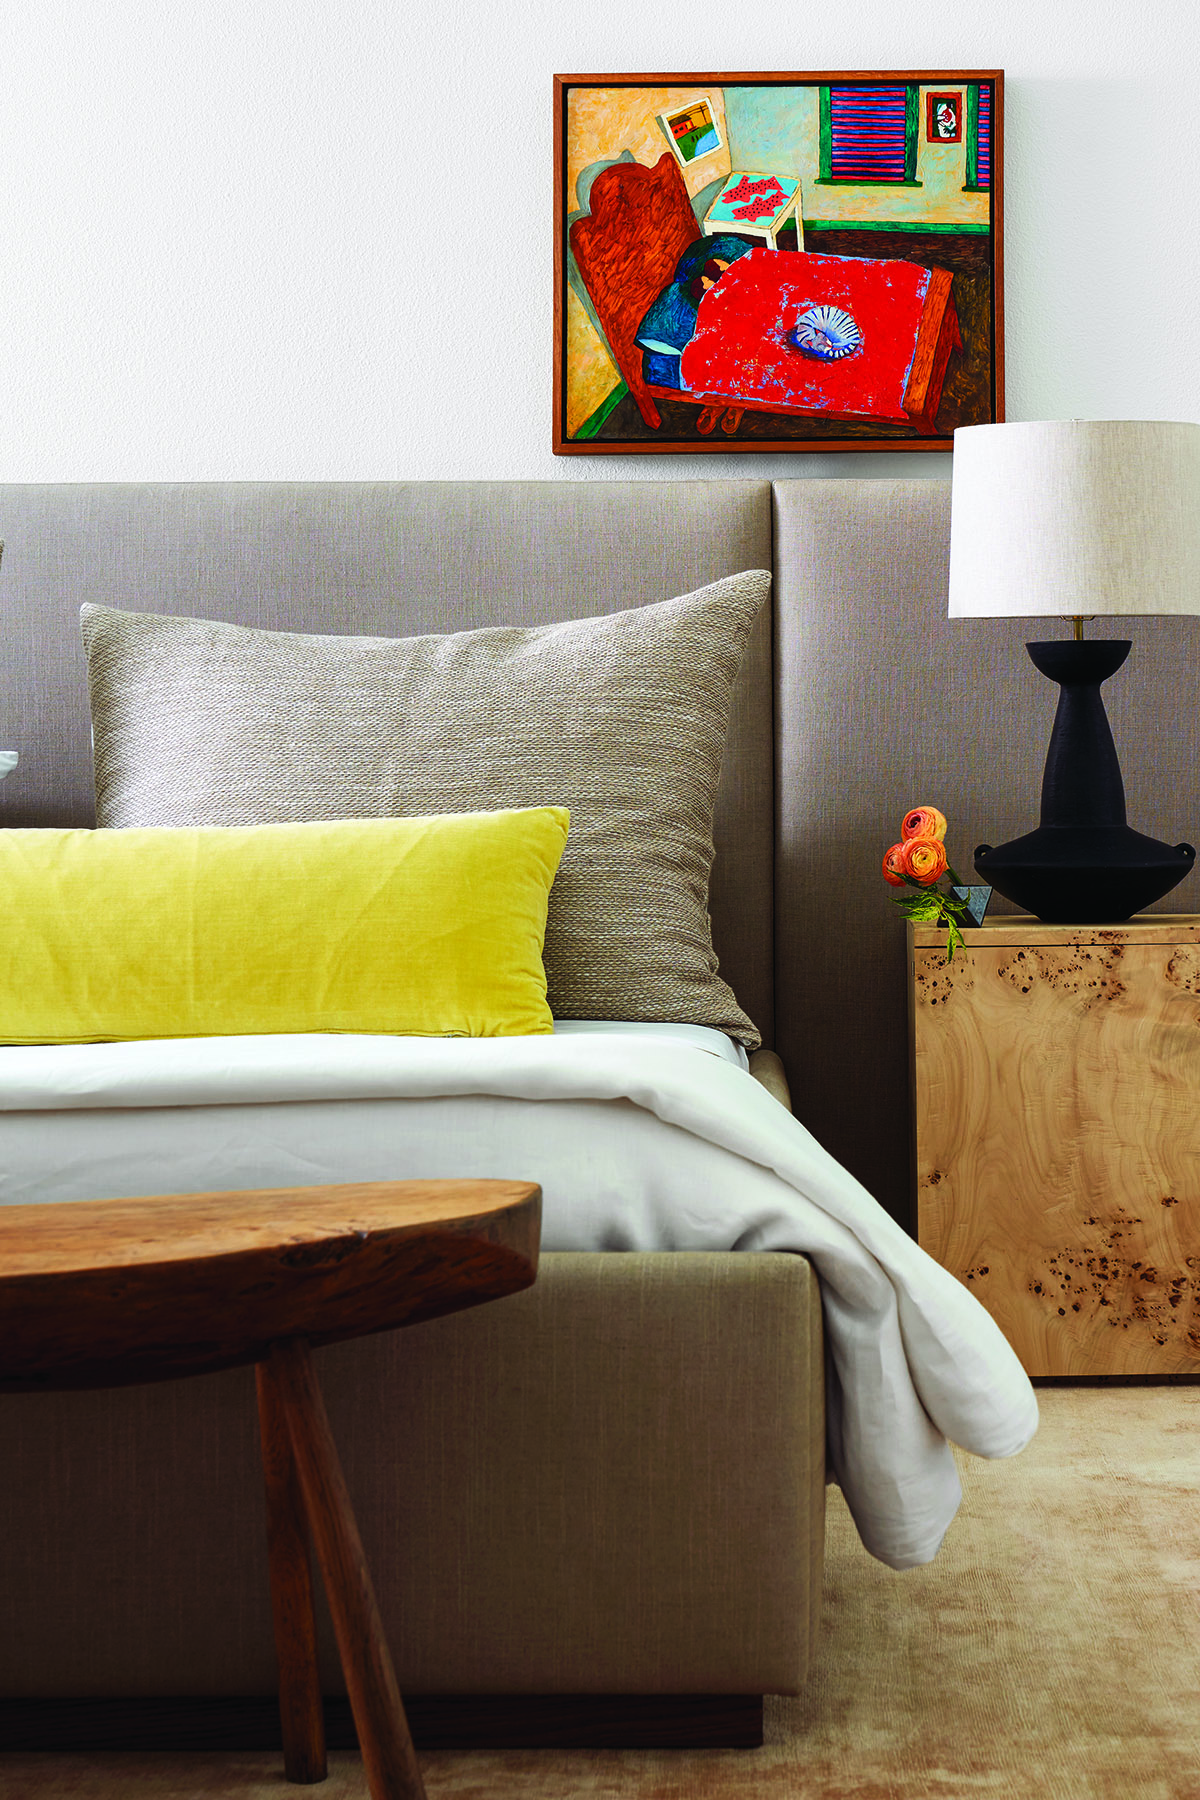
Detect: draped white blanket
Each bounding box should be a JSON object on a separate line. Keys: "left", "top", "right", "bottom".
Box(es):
{"left": 0, "top": 1030, "right": 1038, "bottom": 1569}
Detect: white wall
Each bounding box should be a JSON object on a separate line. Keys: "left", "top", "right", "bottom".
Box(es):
{"left": 1, "top": 0, "right": 1196, "bottom": 481}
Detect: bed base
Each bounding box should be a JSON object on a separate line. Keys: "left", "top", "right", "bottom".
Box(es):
{"left": 0, "top": 1692, "right": 765, "bottom": 1752}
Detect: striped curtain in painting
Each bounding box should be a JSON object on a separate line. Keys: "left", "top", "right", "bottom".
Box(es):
{"left": 828, "top": 85, "right": 910, "bottom": 180}
{"left": 975, "top": 83, "right": 992, "bottom": 188}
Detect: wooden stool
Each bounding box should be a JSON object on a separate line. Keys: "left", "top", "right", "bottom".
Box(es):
{"left": 0, "top": 1178, "right": 542, "bottom": 1799}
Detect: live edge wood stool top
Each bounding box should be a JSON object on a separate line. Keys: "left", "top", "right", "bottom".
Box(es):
{"left": 909, "top": 914, "right": 1200, "bottom": 1379}
{"left": 0, "top": 1177, "right": 543, "bottom": 1799}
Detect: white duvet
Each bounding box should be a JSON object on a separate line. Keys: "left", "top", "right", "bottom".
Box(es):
{"left": 0, "top": 1027, "right": 1038, "bottom": 1570}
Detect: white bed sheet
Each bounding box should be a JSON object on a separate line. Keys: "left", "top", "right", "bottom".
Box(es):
{"left": 0, "top": 1028, "right": 1037, "bottom": 1570}
{"left": 553, "top": 1018, "right": 750, "bottom": 1068}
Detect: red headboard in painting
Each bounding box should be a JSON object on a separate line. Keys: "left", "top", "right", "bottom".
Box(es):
{"left": 570, "top": 153, "right": 700, "bottom": 430}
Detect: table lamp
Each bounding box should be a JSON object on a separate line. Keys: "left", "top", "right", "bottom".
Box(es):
{"left": 948, "top": 419, "right": 1200, "bottom": 923}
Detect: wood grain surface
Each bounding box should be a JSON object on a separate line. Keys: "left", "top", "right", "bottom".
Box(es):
{"left": 910, "top": 918, "right": 1200, "bottom": 1375}
{"left": 911, "top": 913, "right": 1200, "bottom": 950}
{"left": 0, "top": 1179, "right": 541, "bottom": 1390}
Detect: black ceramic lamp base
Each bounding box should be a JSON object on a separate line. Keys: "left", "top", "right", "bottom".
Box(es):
{"left": 975, "top": 639, "right": 1195, "bottom": 924}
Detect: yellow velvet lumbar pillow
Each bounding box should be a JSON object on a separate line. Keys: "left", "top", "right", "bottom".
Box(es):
{"left": 0, "top": 809, "right": 569, "bottom": 1044}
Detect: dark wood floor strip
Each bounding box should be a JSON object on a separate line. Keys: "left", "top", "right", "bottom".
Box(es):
{"left": 0, "top": 1693, "right": 764, "bottom": 1751}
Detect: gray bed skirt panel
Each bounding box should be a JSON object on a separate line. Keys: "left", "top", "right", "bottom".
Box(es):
{"left": 0, "top": 1251, "right": 824, "bottom": 1699}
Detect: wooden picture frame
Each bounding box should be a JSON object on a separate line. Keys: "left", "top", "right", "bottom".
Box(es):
{"left": 554, "top": 71, "right": 1003, "bottom": 455}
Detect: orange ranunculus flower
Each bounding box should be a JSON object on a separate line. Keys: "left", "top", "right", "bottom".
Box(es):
{"left": 901, "top": 805, "right": 947, "bottom": 843}
{"left": 903, "top": 836, "right": 948, "bottom": 885}
{"left": 882, "top": 842, "right": 910, "bottom": 886}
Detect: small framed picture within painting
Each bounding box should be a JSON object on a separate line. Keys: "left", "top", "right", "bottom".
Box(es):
{"left": 927, "top": 92, "right": 963, "bottom": 142}
{"left": 659, "top": 97, "right": 723, "bottom": 166}
{"left": 554, "top": 70, "right": 1003, "bottom": 454}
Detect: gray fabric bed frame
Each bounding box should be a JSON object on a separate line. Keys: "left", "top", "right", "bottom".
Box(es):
{"left": 2, "top": 479, "right": 1188, "bottom": 1749}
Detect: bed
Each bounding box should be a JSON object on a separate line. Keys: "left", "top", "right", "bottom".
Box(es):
{"left": 0, "top": 479, "right": 1035, "bottom": 1756}
{"left": 570, "top": 152, "right": 960, "bottom": 437}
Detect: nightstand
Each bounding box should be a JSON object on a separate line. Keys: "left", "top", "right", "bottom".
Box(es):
{"left": 909, "top": 914, "right": 1200, "bottom": 1377}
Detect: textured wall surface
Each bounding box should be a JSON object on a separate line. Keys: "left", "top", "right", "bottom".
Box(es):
{"left": 0, "top": 2, "right": 1195, "bottom": 482}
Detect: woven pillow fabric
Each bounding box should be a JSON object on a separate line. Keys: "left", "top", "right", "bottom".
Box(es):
{"left": 81, "top": 571, "right": 769, "bottom": 1046}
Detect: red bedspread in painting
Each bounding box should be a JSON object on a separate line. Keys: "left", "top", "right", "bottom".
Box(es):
{"left": 679, "top": 247, "right": 944, "bottom": 425}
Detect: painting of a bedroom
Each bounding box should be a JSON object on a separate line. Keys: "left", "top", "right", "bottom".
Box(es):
{"left": 557, "top": 75, "right": 1000, "bottom": 452}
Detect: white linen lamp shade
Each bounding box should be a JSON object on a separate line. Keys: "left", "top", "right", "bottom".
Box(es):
{"left": 948, "top": 419, "right": 1200, "bottom": 620}
{"left": 947, "top": 419, "right": 1200, "bottom": 923}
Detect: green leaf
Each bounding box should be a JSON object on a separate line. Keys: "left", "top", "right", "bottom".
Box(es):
{"left": 891, "top": 893, "right": 945, "bottom": 921}
{"left": 945, "top": 915, "right": 965, "bottom": 961}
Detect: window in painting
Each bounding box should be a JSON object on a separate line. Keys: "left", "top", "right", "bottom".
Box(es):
{"left": 965, "top": 83, "right": 993, "bottom": 191}
{"left": 819, "top": 84, "right": 919, "bottom": 184}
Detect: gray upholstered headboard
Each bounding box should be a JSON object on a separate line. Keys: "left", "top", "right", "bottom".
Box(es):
{"left": 0, "top": 480, "right": 776, "bottom": 1046}
{"left": 6, "top": 477, "right": 1197, "bottom": 1229}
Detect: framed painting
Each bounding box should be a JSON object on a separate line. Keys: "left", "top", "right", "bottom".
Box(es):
{"left": 554, "top": 70, "right": 1003, "bottom": 454}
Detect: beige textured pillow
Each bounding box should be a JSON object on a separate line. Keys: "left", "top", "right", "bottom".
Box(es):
{"left": 81, "top": 572, "right": 768, "bottom": 1045}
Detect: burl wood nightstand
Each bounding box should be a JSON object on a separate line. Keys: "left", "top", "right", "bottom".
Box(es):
{"left": 909, "top": 915, "right": 1200, "bottom": 1377}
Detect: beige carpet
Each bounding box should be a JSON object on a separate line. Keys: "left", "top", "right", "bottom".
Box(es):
{"left": 6, "top": 1387, "right": 1198, "bottom": 1800}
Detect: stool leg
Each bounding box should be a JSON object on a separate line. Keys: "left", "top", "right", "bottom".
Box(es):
{"left": 256, "top": 1360, "right": 328, "bottom": 1784}
{"left": 267, "top": 1336, "right": 427, "bottom": 1800}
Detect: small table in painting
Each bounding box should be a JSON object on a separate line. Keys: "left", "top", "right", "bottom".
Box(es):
{"left": 909, "top": 915, "right": 1200, "bottom": 1377}
{"left": 702, "top": 172, "right": 804, "bottom": 251}
{"left": 0, "top": 1177, "right": 542, "bottom": 1799}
